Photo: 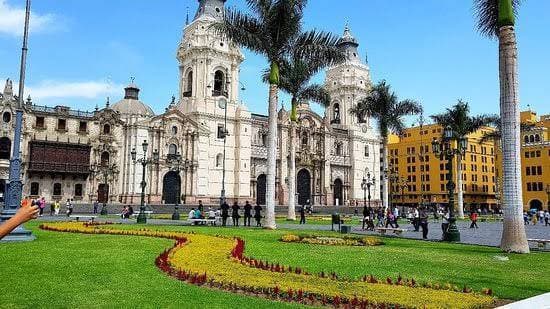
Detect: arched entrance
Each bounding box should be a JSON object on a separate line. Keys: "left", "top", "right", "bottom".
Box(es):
{"left": 297, "top": 169, "right": 311, "bottom": 206}
{"left": 98, "top": 184, "right": 109, "bottom": 203}
{"left": 529, "top": 199, "right": 543, "bottom": 211}
{"left": 162, "top": 171, "right": 181, "bottom": 204}
{"left": 333, "top": 178, "right": 343, "bottom": 206}
{"left": 256, "top": 174, "right": 266, "bottom": 206}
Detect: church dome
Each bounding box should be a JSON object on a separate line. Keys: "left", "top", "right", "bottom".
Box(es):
{"left": 112, "top": 83, "right": 155, "bottom": 117}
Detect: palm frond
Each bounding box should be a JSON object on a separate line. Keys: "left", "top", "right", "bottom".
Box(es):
{"left": 298, "top": 84, "right": 331, "bottom": 107}
{"left": 293, "top": 30, "right": 347, "bottom": 67}
{"left": 474, "top": 0, "right": 521, "bottom": 38}
{"left": 216, "top": 8, "right": 267, "bottom": 56}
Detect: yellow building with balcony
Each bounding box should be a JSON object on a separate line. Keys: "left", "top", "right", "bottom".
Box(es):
{"left": 388, "top": 124, "right": 498, "bottom": 212}
{"left": 497, "top": 110, "right": 550, "bottom": 211}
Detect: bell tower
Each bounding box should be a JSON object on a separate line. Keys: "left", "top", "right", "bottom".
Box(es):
{"left": 325, "top": 24, "right": 371, "bottom": 130}
{"left": 176, "top": 0, "right": 244, "bottom": 114}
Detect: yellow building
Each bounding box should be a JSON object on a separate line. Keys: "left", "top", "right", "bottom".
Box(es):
{"left": 497, "top": 110, "right": 550, "bottom": 210}
{"left": 388, "top": 124, "right": 498, "bottom": 212}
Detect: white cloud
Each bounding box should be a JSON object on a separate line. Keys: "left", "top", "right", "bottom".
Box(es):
{"left": 2, "top": 78, "right": 124, "bottom": 101}
{"left": 27, "top": 80, "right": 123, "bottom": 100}
{"left": 0, "top": 0, "right": 58, "bottom": 37}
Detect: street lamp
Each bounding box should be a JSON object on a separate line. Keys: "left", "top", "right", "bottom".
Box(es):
{"left": 431, "top": 126, "right": 467, "bottom": 242}
{"left": 361, "top": 172, "right": 376, "bottom": 210}
{"left": 218, "top": 97, "right": 229, "bottom": 206}
{"left": 546, "top": 184, "right": 550, "bottom": 211}
{"left": 0, "top": 0, "right": 33, "bottom": 242}
{"left": 167, "top": 152, "right": 183, "bottom": 220}
{"left": 131, "top": 140, "right": 159, "bottom": 224}
{"left": 399, "top": 177, "right": 408, "bottom": 214}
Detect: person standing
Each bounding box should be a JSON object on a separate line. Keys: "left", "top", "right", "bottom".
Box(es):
{"left": 221, "top": 201, "right": 229, "bottom": 226}
{"left": 413, "top": 207, "right": 420, "bottom": 231}
{"left": 544, "top": 211, "right": 549, "bottom": 227}
{"left": 254, "top": 204, "right": 262, "bottom": 227}
{"left": 50, "top": 199, "right": 55, "bottom": 216}
{"left": 231, "top": 202, "right": 240, "bottom": 227}
{"left": 243, "top": 201, "right": 252, "bottom": 227}
{"left": 54, "top": 200, "right": 60, "bottom": 216}
{"left": 469, "top": 211, "right": 479, "bottom": 229}
{"left": 419, "top": 207, "right": 429, "bottom": 240}
{"left": 38, "top": 197, "right": 45, "bottom": 217}
{"left": 299, "top": 205, "right": 306, "bottom": 225}
{"left": 66, "top": 199, "right": 73, "bottom": 217}
{"left": 198, "top": 200, "right": 204, "bottom": 212}
{"left": 93, "top": 200, "right": 99, "bottom": 215}
{"left": 362, "top": 206, "right": 368, "bottom": 230}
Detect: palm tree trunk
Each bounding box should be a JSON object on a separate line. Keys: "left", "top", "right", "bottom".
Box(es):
{"left": 498, "top": 25, "right": 529, "bottom": 253}
{"left": 382, "top": 137, "right": 389, "bottom": 210}
{"left": 287, "top": 120, "right": 296, "bottom": 220}
{"left": 264, "top": 62, "right": 279, "bottom": 229}
{"left": 457, "top": 154, "right": 465, "bottom": 219}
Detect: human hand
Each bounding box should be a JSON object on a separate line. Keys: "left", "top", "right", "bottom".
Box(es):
{"left": 14, "top": 203, "right": 39, "bottom": 224}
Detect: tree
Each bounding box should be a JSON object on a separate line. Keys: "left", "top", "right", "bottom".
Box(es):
{"left": 431, "top": 100, "right": 498, "bottom": 219}
{"left": 349, "top": 80, "right": 422, "bottom": 210}
{"left": 219, "top": 0, "right": 343, "bottom": 229}
{"left": 275, "top": 53, "right": 340, "bottom": 220}
{"left": 474, "top": 0, "right": 529, "bottom": 253}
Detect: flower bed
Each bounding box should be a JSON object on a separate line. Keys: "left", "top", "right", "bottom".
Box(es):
{"left": 281, "top": 233, "right": 383, "bottom": 246}
{"left": 40, "top": 222, "right": 495, "bottom": 308}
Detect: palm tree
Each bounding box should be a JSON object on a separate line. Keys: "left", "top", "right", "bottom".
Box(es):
{"left": 275, "top": 54, "right": 338, "bottom": 220}
{"left": 350, "top": 80, "right": 422, "bottom": 211}
{"left": 431, "top": 100, "right": 498, "bottom": 219}
{"left": 474, "top": 0, "right": 529, "bottom": 253}
{"left": 219, "top": 0, "right": 343, "bottom": 229}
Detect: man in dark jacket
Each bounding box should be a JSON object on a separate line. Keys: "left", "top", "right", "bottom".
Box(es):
{"left": 221, "top": 201, "right": 229, "bottom": 226}
{"left": 231, "top": 202, "right": 240, "bottom": 227}
{"left": 243, "top": 201, "right": 252, "bottom": 226}
{"left": 254, "top": 204, "right": 262, "bottom": 227}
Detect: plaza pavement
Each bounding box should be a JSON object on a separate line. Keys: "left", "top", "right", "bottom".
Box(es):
{"left": 35, "top": 215, "right": 550, "bottom": 249}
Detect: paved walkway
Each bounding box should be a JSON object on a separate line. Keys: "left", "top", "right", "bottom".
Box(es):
{"left": 36, "top": 216, "right": 550, "bottom": 248}
{"left": 279, "top": 220, "right": 550, "bottom": 247}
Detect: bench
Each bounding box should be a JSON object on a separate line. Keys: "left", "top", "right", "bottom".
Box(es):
{"left": 130, "top": 211, "right": 153, "bottom": 218}
{"left": 375, "top": 227, "right": 407, "bottom": 236}
{"left": 187, "top": 218, "right": 220, "bottom": 226}
{"left": 527, "top": 239, "right": 550, "bottom": 251}
{"left": 69, "top": 215, "right": 97, "bottom": 223}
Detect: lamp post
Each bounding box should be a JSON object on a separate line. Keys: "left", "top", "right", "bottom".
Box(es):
{"left": 131, "top": 140, "right": 159, "bottom": 224}
{"left": 431, "top": 126, "right": 467, "bottom": 242}
{"left": 399, "top": 178, "right": 408, "bottom": 213}
{"left": 546, "top": 184, "right": 550, "bottom": 211}
{"left": 361, "top": 172, "right": 376, "bottom": 210}
{"left": 0, "top": 0, "right": 34, "bottom": 242}
{"left": 168, "top": 152, "right": 183, "bottom": 220}
{"left": 218, "top": 98, "right": 229, "bottom": 206}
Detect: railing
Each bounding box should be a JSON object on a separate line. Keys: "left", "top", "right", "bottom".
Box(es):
{"left": 30, "top": 104, "right": 95, "bottom": 118}
{"left": 27, "top": 162, "right": 90, "bottom": 174}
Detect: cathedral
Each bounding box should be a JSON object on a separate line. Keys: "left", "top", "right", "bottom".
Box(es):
{"left": 0, "top": 0, "right": 381, "bottom": 207}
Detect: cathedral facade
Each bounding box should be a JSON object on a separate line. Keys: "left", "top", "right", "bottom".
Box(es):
{"left": 0, "top": 0, "right": 381, "bottom": 207}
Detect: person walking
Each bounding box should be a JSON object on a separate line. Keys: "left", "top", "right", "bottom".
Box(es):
{"left": 385, "top": 209, "right": 396, "bottom": 228}
{"left": 254, "top": 204, "right": 262, "bottom": 227}
{"left": 469, "top": 211, "right": 479, "bottom": 229}
{"left": 243, "top": 201, "right": 252, "bottom": 227}
{"left": 299, "top": 205, "right": 306, "bottom": 225}
{"left": 231, "top": 202, "right": 240, "bottom": 227}
{"left": 93, "top": 200, "right": 99, "bottom": 215}
{"left": 544, "top": 211, "right": 549, "bottom": 227}
{"left": 221, "top": 201, "right": 229, "bottom": 226}
{"left": 419, "top": 207, "right": 429, "bottom": 240}
{"left": 532, "top": 212, "right": 538, "bottom": 225}
{"left": 538, "top": 210, "right": 545, "bottom": 225}
{"left": 38, "top": 197, "right": 46, "bottom": 217}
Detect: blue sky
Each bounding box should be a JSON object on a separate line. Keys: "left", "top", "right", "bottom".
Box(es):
{"left": 0, "top": 0, "right": 548, "bottom": 123}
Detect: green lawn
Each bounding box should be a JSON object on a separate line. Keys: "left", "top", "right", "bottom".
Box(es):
{"left": 0, "top": 221, "right": 548, "bottom": 308}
